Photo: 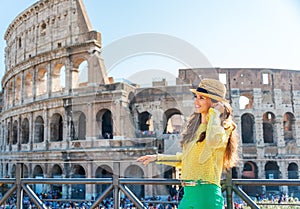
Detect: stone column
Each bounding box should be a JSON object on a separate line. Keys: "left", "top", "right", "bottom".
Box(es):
{"left": 253, "top": 88, "right": 262, "bottom": 110}
{"left": 30, "top": 112, "right": 34, "bottom": 151}
{"left": 276, "top": 117, "right": 285, "bottom": 147}
{"left": 47, "top": 61, "right": 52, "bottom": 98}
{"left": 32, "top": 66, "right": 37, "bottom": 101}
{"left": 86, "top": 162, "right": 93, "bottom": 200}
{"left": 21, "top": 71, "right": 25, "bottom": 104}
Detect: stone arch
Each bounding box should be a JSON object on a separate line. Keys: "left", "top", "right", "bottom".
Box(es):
{"left": 265, "top": 161, "right": 280, "bottom": 192}
{"left": 36, "top": 67, "right": 47, "bottom": 96}
{"left": 138, "top": 111, "right": 152, "bottom": 134}
{"left": 71, "top": 164, "right": 86, "bottom": 199}
{"left": 95, "top": 165, "right": 113, "bottom": 197}
{"left": 241, "top": 161, "right": 261, "bottom": 195}
{"left": 124, "top": 165, "right": 144, "bottom": 197}
{"left": 34, "top": 116, "right": 44, "bottom": 143}
{"left": 21, "top": 118, "right": 30, "bottom": 144}
{"left": 52, "top": 63, "right": 66, "bottom": 92}
{"left": 33, "top": 165, "right": 44, "bottom": 194}
{"left": 51, "top": 164, "right": 63, "bottom": 197}
{"left": 12, "top": 120, "right": 18, "bottom": 145}
{"left": 72, "top": 57, "right": 88, "bottom": 89}
{"left": 72, "top": 111, "right": 86, "bottom": 140}
{"left": 241, "top": 113, "right": 255, "bottom": 143}
{"left": 23, "top": 164, "right": 29, "bottom": 178}
{"left": 163, "top": 108, "right": 183, "bottom": 134}
{"left": 283, "top": 112, "right": 295, "bottom": 141}
{"left": 24, "top": 72, "right": 33, "bottom": 98}
{"left": 96, "top": 109, "right": 113, "bottom": 139}
{"left": 78, "top": 60, "right": 88, "bottom": 86}
{"left": 263, "top": 112, "right": 275, "bottom": 143}
{"left": 288, "top": 163, "right": 299, "bottom": 194}
{"left": 33, "top": 165, "right": 44, "bottom": 177}
{"left": 50, "top": 113, "right": 63, "bottom": 142}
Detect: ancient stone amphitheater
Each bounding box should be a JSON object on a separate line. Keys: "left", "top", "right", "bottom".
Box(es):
{"left": 1, "top": 0, "right": 300, "bottom": 200}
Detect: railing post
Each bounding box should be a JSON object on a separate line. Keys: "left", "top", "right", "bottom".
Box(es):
{"left": 113, "top": 162, "right": 120, "bottom": 209}
{"left": 16, "top": 163, "right": 24, "bottom": 209}
{"left": 225, "top": 170, "right": 233, "bottom": 209}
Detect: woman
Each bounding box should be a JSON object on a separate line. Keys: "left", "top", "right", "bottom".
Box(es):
{"left": 137, "top": 78, "right": 239, "bottom": 209}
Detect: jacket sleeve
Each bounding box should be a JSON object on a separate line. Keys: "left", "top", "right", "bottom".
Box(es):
{"left": 205, "top": 108, "right": 228, "bottom": 148}
{"left": 199, "top": 108, "right": 232, "bottom": 164}
{"left": 156, "top": 152, "right": 182, "bottom": 168}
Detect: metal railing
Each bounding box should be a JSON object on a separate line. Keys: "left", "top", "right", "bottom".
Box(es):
{"left": 1, "top": 163, "right": 300, "bottom": 209}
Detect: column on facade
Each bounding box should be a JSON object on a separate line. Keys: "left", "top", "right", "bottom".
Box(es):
{"left": 21, "top": 71, "right": 25, "bottom": 104}
{"left": 9, "top": 117, "right": 13, "bottom": 151}
{"left": 87, "top": 103, "right": 93, "bottom": 140}
{"left": 17, "top": 115, "right": 21, "bottom": 151}
{"left": 43, "top": 107, "right": 48, "bottom": 150}
{"left": 30, "top": 112, "right": 34, "bottom": 151}
{"left": 255, "top": 116, "right": 264, "bottom": 147}
{"left": 230, "top": 88, "right": 240, "bottom": 110}
{"left": 65, "top": 59, "right": 72, "bottom": 93}
{"left": 86, "top": 162, "right": 93, "bottom": 200}
{"left": 257, "top": 161, "right": 266, "bottom": 194}
{"left": 253, "top": 88, "right": 262, "bottom": 110}
{"left": 112, "top": 99, "right": 122, "bottom": 137}
{"left": 294, "top": 119, "right": 300, "bottom": 147}
{"left": 32, "top": 66, "right": 37, "bottom": 100}
{"left": 47, "top": 61, "right": 52, "bottom": 98}
{"left": 12, "top": 77, "right": 16, "bottom": 107}
{"left": 275, "top": 116, "right": 285, "bottom": 147}
{"left": 280, "top": 161, "right": 288, "bottom": 194}
{"left": 152, "top": 109, "right": 164, "bottom": 136}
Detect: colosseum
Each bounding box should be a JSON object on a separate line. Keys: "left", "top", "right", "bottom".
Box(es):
{"left": 1, "top": 0, "right": 300, "bottom": 201}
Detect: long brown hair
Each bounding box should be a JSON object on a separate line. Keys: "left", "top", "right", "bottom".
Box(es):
{"left": 180, "top": 103, "right": 239, "bottom": 171}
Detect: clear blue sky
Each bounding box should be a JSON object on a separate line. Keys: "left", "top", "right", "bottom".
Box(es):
{"left": 1, "top": 0, "right": 300, "bottom": 86}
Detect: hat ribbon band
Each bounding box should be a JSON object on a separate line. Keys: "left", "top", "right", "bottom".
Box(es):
{"left": 196, "top": 87, "right": 223, "bottom": 98}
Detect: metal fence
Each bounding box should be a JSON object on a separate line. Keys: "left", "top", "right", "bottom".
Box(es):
{"left": 1, "top": 163, "right": 300, "bottom": 209}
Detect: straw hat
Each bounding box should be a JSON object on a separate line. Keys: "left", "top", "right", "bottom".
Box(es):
{"left": 190, "top": 78, "right": 228, "bottom": 103}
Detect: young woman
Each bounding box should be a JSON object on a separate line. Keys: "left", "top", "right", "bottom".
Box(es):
{"left": 137, "top": 78, "right": 239, "bottom": 209}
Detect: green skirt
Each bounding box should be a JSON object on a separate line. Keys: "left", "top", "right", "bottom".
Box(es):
{"left": 178, "top": 182, "right": 224, "bottom": 209}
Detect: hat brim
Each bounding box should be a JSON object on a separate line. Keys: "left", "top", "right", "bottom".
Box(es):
{"left": 190, "top": 89, "right": 229, "bottom": 103}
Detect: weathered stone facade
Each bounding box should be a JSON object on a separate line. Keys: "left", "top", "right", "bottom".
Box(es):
{"left": 1, "top": 0, "right": 300, "bottom": 200}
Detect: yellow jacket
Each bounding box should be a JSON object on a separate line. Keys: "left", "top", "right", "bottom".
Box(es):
{"left": 157, "top": 108, "right": 233, "bottom": 186}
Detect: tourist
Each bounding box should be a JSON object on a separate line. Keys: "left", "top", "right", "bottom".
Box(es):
{"left": 137, "top": 78, "right": 239, "bottom": 208}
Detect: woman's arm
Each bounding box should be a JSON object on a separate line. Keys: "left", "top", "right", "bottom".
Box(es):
{"left": 137, "top": 152, "right": 182, "bottom": 168}
{"left": 205, "top": 107, "right": 228, "bottom": 147}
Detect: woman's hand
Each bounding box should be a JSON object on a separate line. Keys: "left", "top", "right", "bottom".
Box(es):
{"left": 212, "top": 102, "right": 225, "bottom": 113}
{"left": 136, "top": 154, "right": 157, "bottom": 166}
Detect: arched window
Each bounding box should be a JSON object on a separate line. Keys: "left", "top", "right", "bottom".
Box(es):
{"left": 124, "top": 165, "right": 145, "bottom": 197}
{"left": 34, "top": 116, "right": 44, "bottom": 143}
{"left": 21, "top": 118, "right": 30, "bottom": 144}
{"left": 284, "top": 112, "right": 295, "bottom": 141}
{"left": 95, "top": 165, "right": 113, "bottom": 196}
{"left": 241, "top": 113, "right": 255, "bottom": 143}
{"left": 71, "top": 165, "right": 86, "bottom": 199}
{"left": 50, "top": 113, "right": 63, "bottom": 142}
{"left": 265, "top": 161, "right": 280, "bottom": 192}
{"left": 12, "top": 120, "right": 18, "bottom": 145}
{"left": 163, "top": 109, "right": 183, "bottom": 134}
{"left": 96, "top": 109, "right": 113, "bottom": 139}
{"left": 263, "top": 112, "right": 275, "bottom": 143}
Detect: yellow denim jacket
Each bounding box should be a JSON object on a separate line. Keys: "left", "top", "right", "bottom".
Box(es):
{"left": 157, "top": 108, "right": 233, "bottom": 186}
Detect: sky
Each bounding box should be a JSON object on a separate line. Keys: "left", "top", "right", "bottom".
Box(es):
{"left": 1, "top": 0, "right": 300, "bottom": 86}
